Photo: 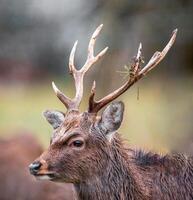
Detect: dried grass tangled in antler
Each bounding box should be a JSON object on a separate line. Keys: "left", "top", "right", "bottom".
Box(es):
{"left": 51, "top": 25, "right": 177, "bottom": 114}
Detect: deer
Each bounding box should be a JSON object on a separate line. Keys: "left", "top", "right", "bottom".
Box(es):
{"left": 29, "top": 24, "right": 193, "bottom": 200}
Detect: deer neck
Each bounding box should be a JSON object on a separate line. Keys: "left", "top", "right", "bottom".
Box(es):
{"left": 74, "top": 138, "right": 149, "bottom": 200}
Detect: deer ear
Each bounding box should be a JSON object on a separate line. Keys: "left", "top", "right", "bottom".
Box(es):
{"left": 98, "top": 101, "right": 124, "bottom": 137}
{"left": 43, "top": 110, "right": 65, "bottom": 129}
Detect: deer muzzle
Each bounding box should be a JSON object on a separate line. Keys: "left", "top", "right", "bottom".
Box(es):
{"left": 29, "top": 158, "right": 56, "bottom": 181}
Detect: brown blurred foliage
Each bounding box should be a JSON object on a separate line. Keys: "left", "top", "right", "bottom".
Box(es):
{"left": 0, "top": 133, "right": 73, "bottom": 200}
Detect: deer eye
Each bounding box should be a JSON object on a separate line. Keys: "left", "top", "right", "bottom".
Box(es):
{"left": 71, "top": 140, "right": 84, "bottom": 148}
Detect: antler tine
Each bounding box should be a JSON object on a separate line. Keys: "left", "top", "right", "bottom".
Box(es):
{"left": 88, "top": 29, "right": 177, "bottom": 113}
{"left": 69, "top": 40, "right": 78, "bottom": 74}
{"left": 133, "top": 42, "right": 142, "bottom": 74}
{"left": 53, "top": 25, "right": 108, "bottom": 111}
{"left": 80, "top": 24, "right": 108, "bottom": 74}
{"left": 52, "top": 82, "right": 73, "bottom": 109}
{"left": 140, "top": 29, "right": 177, "bottom": 76}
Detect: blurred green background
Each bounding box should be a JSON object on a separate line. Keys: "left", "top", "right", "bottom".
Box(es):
{"left": 0, "top": 0, "right": 193, "bottom": 153}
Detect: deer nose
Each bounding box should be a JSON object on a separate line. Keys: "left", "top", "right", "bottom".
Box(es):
{"left": 29, "top": 161, "right": 42, "bottom": 175}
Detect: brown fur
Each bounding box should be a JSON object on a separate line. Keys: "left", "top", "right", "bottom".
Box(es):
{"left": 30, "top": 109, "right": 193, "bottom": 200}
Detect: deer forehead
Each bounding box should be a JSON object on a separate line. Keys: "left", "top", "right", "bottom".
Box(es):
{"left": 51, "top": 112, "right": 95, "bottom": 143}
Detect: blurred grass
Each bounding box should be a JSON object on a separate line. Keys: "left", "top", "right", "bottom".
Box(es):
{"left": 0, "top": 77, "right": 192, "bottom": 152}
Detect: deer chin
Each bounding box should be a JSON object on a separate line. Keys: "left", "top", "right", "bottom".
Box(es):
{"left": 35, "top": 174, "right": 53, "bottom": 181}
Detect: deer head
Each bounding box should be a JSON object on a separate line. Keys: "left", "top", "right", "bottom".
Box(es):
{"left": 29, "top": 25, "right": 177, "bottom": 183}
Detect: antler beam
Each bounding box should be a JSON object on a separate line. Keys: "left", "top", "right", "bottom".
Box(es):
{"left": 52, "top": 24, "right": 108, "bottom": 110}
{"left": 88, "top": 29, "right": 177, "bottom": 113}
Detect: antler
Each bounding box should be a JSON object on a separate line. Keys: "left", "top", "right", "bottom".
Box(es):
{"left": 88, "top": 29, "right": 178, "bottom": 113}
{"left": 52, "top": 24, "right": 108, "bottom": 110}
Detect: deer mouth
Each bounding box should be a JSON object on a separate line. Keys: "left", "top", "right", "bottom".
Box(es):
{"left": 35, "top": 173, "right": 58, "bottom": 181}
